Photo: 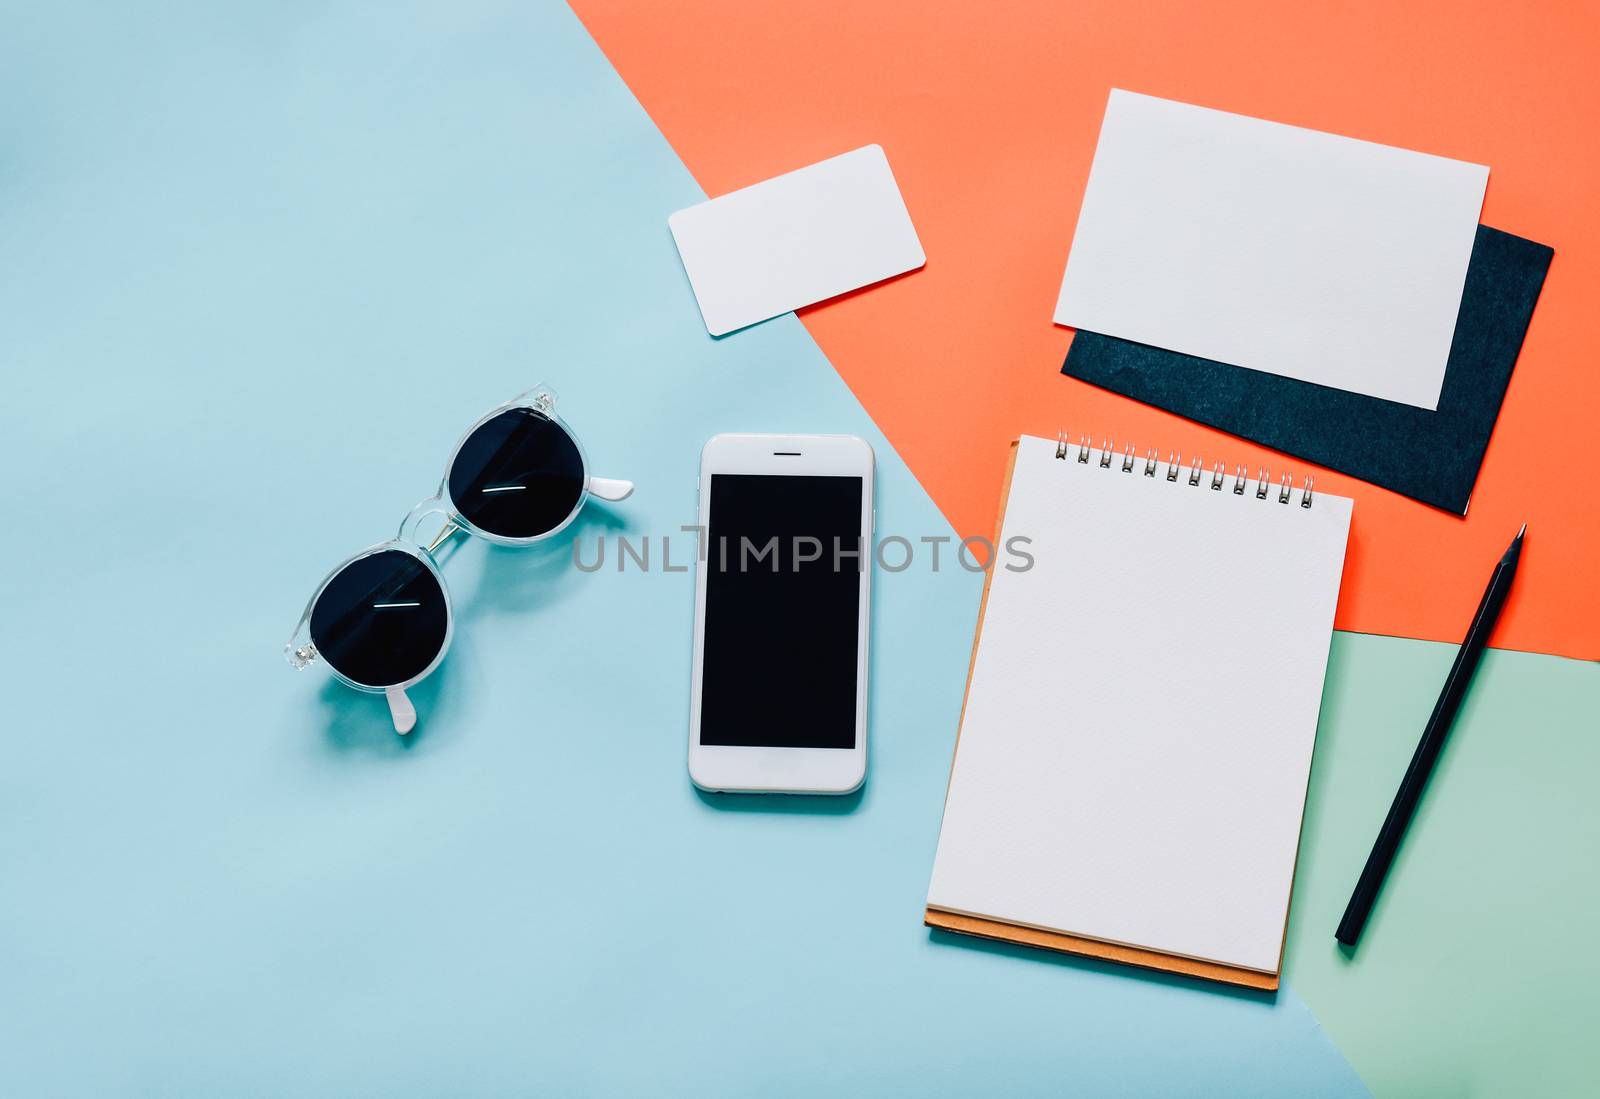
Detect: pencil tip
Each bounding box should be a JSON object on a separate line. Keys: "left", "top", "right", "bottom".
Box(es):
{"left": 1507, "top": 523, "right": 1527, "bottom": 561}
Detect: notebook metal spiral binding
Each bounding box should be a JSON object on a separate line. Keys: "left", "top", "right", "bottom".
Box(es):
{"left": 1054, "top": 431, "right": 1314, "bottom": 508}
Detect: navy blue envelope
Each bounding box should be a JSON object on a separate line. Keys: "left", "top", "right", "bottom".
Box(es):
{"left": 1061, "top": 226, "right": 1552, "bottom": 514}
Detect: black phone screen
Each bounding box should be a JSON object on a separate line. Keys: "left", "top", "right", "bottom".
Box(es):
{"left": 698, "top": 473, "right": 865, "bottom": 749}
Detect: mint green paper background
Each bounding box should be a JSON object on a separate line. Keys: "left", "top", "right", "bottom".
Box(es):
{"left": 0, "top": 2, "right": 1365, "bottom": 1095}
{"left": 1288, "top": 637, "right": 1600, "bottom": 1096}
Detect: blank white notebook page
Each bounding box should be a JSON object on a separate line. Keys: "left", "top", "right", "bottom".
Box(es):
{"left": 1054, "top": 90, "right": 1487, "bottom": 410}
{"left": 927, "top": 436, "right": 1351, "bottom": 974}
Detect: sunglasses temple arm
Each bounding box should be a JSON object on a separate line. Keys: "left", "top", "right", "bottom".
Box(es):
{"left": 385, "top": 686, "right": 417, "bottom": 735}
{"left": 588, "top": 476, "right": 635, "bottom": 502}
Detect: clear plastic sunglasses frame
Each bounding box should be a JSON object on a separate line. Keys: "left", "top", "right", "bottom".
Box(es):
{"left": 284, "top": 385, "right": 633, "bottom": 734}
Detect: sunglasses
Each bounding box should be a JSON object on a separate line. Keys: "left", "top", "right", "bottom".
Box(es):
{"left": 286, "top": 386, "right": 632, "bottom": 734}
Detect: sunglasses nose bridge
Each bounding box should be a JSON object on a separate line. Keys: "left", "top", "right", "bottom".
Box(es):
{"left": 399, "top": 495, "right": 459, "bottom": 551}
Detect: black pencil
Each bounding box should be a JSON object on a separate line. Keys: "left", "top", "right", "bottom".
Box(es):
{"left": 1334, "top": 523, "right": 1526, "bottom": 949}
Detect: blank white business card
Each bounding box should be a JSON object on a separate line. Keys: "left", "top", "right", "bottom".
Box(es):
{"left": 668, "top": 145, "right": 925, "bottom": 337}
{"left": 1055, "top": 90, "right": 1489, "bottom": 410}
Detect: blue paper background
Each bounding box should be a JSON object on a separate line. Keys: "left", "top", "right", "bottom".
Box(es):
{"left": 0, "top": 2, "right": 1365, "bottom": 1093}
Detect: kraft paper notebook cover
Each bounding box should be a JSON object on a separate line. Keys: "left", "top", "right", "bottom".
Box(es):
{"left": 925, "top": 436, "right": 1352, "bottom": 990}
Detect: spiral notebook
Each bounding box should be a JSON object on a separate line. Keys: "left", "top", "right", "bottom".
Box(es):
{"left": 926, "top": 435, "right": 1352, "bottom": 989}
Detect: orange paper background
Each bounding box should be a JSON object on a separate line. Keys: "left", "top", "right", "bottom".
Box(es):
{"left": 573, "top": 0, "right": 1600, "bottom": 660}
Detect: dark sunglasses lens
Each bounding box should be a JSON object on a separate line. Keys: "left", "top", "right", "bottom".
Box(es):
{"left": 447, "top": 407, "right": 585, "bottom": 539}
{"left": 309, "top": 550, "right": 449, "bottom": 688}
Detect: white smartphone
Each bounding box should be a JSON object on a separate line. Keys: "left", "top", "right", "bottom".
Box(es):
{"left": 688, "top": 433, "right": 874, "bottom": 795}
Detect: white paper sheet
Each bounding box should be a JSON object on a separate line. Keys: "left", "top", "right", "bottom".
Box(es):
{"left": 1055, "top": 90, "right": 1488, "bottom": 410}
{"left": 668, "top": 145, "right": 925, "bottom": 337}
{"left": 927, "top": 436, "right": 1352, "bottom": 974}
